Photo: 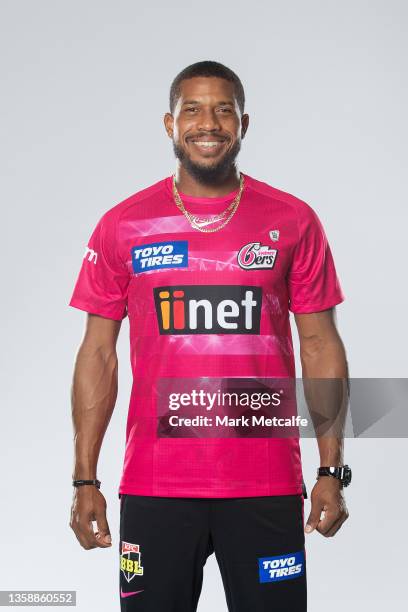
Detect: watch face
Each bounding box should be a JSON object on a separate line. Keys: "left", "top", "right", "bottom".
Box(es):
{"left": 343, "top": 466, "right": 352, "bottom": 486}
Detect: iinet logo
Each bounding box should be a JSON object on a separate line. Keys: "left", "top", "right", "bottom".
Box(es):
{"left": 153, "top": 285, "right": 262, "bottom": 335}
{"left": 83, "top": 246, "right": 98, "bottom": 264}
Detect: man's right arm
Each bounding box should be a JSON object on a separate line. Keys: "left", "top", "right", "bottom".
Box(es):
{"left": 69, "top": 313, "right": 122, "bottom": 550}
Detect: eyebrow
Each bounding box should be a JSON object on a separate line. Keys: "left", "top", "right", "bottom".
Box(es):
{"left": 182, "top": 99, "right": 234, "bottom": 106}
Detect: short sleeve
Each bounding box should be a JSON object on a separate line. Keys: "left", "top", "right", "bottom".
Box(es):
{"left": 287, "top": 204, "right": 345, "bottom": 314}
{"left": 69, "top": 211, "right": 129, "bottom": 320}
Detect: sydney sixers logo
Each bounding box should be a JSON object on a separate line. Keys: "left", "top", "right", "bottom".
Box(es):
{"left": 237, "top": 242, "right": 278, "bottom": 270}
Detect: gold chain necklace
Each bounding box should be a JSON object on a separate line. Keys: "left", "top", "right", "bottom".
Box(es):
{"left": 172, "top": 173, "right": 245, "bottom": 233}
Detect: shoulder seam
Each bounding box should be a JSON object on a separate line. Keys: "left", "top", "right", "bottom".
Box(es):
{"left": 108, "top": 179, "right": 167, "bottom": 267}
{"left": 246, "top": 179, "right": 302, "bottom": 245}
{"left": 246, "top": 179, "right": 307, "bottom": 212}
{"left": 117, "top": 179, "right": 167, "bottom": 219}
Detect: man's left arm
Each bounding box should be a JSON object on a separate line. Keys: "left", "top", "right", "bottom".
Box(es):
{"left": 294, "top": 307, "right": 350, "bottom": 537}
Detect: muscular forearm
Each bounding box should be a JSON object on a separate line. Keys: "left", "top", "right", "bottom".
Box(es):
{"left": 71, "top": 342, "right": 118, "bottom": 480}
{"left": 300, "top": 334, "right": 349, "bottom": 466}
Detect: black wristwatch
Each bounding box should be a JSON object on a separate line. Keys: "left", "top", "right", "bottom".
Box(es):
{"left": 317, "top": 465, "right": 352, "bottom": 487}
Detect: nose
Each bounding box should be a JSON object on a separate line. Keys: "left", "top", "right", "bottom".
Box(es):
{"left": 197, "top": 108, "right": 222, "bottom": 132}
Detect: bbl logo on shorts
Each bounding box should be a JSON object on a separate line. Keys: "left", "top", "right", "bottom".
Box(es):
{"left": 121, "top": 541, "right": 144, "bottom": 582}
{"left": 131, "top": 240, "right": 188, "bottom": 273}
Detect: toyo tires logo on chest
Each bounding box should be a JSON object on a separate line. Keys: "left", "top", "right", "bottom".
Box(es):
{"left": 131, "top": 240, "right": 188, "bottom": 273}
{"left": 154, "top": 285, "right": 262, "bottom": 334}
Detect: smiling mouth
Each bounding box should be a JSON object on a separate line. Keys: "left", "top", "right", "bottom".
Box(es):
{"left": 189, "top": 140, "right": 227, "bottom": 151}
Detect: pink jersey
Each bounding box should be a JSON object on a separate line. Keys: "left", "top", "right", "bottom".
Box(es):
{"left": 69, "top": 174, "right": 345, "bottom": 497}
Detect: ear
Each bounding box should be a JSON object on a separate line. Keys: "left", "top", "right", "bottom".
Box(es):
{"left": 164, "top": 113, "right": 174, "bottom": 138}
{"left": 241, "top": 113, "right": 249, "bottom": 139}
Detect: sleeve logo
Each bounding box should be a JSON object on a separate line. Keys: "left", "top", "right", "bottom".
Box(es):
{"left": 258, "top": 551, "right": 304, "bottom": 583}
{"left": 131, "top": 240, "right": 188, "bottom": 274}
{"left": 83, "top": 246, "right": 98, "bottom": 264}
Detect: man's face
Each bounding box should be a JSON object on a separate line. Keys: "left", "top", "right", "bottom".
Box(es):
{"left": 164, "top": 77, "right": 249, "bottom": 183}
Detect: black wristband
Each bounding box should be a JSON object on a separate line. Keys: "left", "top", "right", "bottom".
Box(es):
{"left": 73, "top": 479, "right": 101, "bottom": 489}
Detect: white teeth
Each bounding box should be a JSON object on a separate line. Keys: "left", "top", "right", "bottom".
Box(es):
{"left": 192, "top": 141, "right": 222, "bottom": 147}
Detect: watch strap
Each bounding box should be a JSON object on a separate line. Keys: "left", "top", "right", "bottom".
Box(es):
{"left": 73, "top": 479, "right": 101, "bottom": 489}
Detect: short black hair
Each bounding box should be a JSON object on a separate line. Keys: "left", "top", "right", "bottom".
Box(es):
{"left": 169, "top": 60, "right": 245, "bottom": 115}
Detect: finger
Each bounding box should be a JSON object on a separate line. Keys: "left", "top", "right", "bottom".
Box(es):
{"left": 74, "top": 529, "right": 97, "bottom": 550}
{"left": 71, "top": 512, "right": 103, "bottom": 550}
{"left": 70, "top": 511, "right": 95, "bottom": 550}
{"left": 326, "top": 518, "right": 344, "bottom": 538}
{"left": 77, "top": 518, "right": 102, "bottom": 549}
{"left": 71, "top": 520, "right": 97, "bottom": 550}
{"left": 317, "top": 508, "right": 346, "bottom": 536}
{"left": 305, "top": 502, "right": 324, "bottom": 533}
{"left": 94, "top": 510, "right": 112, "bottom": 546}
{"left": 320, "top": 512, "right": 349, "bottom": 538}
{"left": 316, "top": 507, "right": 340, "bottom": 535}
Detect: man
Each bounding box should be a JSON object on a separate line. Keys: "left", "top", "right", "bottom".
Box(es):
{"left": 69, "top": 60, "right": 350, "bottom": 611}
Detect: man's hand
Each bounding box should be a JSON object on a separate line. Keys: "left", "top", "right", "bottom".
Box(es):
{"left": 305, "top": 477, "right": 349, "bottom": 537}
{"left": 69, "top": 486, "right": 112, "bottom": 550}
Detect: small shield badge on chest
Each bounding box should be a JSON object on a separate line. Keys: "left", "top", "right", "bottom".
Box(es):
{"left": 269, "top": 229, "right": 280, "bottom": 242}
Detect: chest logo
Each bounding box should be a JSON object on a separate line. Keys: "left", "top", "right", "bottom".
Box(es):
{"left": 237, "top": 242, "right": 278, "bottom": 270}
{"left": 269, "top": 229, "right": 280, "bottom": 242}
{"left": 131, "top": 240, "right": 188, "bottom": 274}
{"left": 154, "top": 285, "right": 262, "bottom": 335}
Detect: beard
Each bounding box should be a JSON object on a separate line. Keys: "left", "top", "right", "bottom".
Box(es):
{"left": 172, "top": 138, "right": 241, "bottom": 185}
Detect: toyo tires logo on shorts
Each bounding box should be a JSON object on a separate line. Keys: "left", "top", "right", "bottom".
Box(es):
{"left": 154, "top": 285, "right": 262, "bottom": 334}
{"left": 238, "top": 242, "right": 278, "bottom": 270}
{"left": 259, "top": 551, "right": 304, "bottom": 583}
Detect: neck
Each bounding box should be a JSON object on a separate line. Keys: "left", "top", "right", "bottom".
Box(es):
{"left": 174, "top": 163, "right": 241, "bottom": 197}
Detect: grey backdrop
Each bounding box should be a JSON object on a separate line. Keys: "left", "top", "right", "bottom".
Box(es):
{"left": 1, "top": 0, "right": 407, "bottom": 610}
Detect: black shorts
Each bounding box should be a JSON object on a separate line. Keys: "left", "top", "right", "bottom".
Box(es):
{"left": 119, "top": 494, "right": 306, "bottom": 611}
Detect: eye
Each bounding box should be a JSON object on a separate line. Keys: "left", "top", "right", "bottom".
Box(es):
{"left": 218, "top": 107, "right": 232, "bottom": 113}
{"left": 185, "top": 107, "right": 198, "bottom": 113}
